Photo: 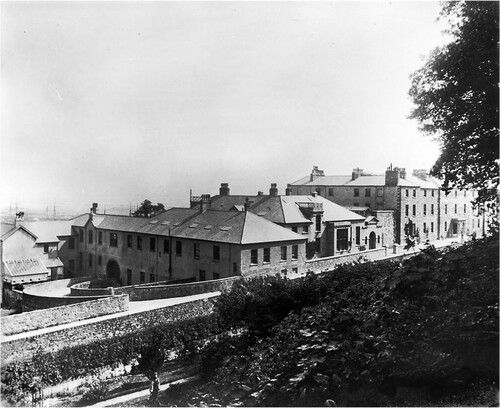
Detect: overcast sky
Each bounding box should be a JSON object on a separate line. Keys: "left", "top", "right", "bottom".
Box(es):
{"left": 1, "top": 1, "right": 449, "bottom": 213}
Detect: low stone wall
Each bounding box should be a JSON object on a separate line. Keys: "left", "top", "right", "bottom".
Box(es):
{"left": 115, "top": 276, "right": 240, "bottom": 301}
{"left": 1, "top": 295, "right": 129, "bottom": 336}
{"left": 1, "top": 288, "right": 23, "bottom": 310}
{"left": 1, "top": 296, "right": 216, "bottom": 365}
{"left": 70, "top": 282, "right": 114, "bottom": 296}
{"left": 306, "top": 245, "right": 406, "bottom": 273}
{"left": 22, "top": 277, "right": 112, "bottom": 311}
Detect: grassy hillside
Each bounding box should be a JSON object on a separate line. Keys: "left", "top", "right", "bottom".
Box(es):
{"left": 168, "top": 234, "right": 499, "bottom": 407}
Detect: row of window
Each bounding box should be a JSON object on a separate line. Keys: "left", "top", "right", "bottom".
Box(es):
{"left": 405, "top": 204, "right": 436, "bottom": 217}
{"left": 250, "top": 245, "right": 299, "bottom": 265}
{"left": 444, "top": 204, "right": 468, "bottom": 215}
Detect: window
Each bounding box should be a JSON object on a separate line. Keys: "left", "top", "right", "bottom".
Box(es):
{"left": 315, "top": 238, "right": 321, "bottom": 252}
{"left": 454, "top": 204, "right": 457, "bottom": 213}
{"left": 176, "top": 240, "right": 182, "bottom": 256}
{"left": 413, "top": 189, "right": 416, "bottom": 197}
{"left": 251, "top": 249, "right": 258, "bottom": 265}
{"left": 431, "top": 204, "right": 434, "bottom": 215}
{"left": 78, "top": 252, "right": 83, "bottom": 268}
{"left": 377, "top": 235, "right": 381, "bottom": 244}
{"left": 354, "top": 188, "right": 359, "bottom": 197}
{"left": 478, "top": 218, "right": 480, "bottom": 228}
{"left": 164, "top": 239, "right": 170, "bottom": 253}
{"left": 110, "top": 233, "right": 118, "bottom": 247}
{"left": 464, "top": 204, "right": 466, "bottom": 213}
{"left": 423, "top": 204, "right": 427, "bottom": 216}
{"left": 292, "top": 267, "right": 298, "bottom": 274}
{"left": 315, "top": 188, "right": 321, "bottom": 196}
{"left": 43, "top": 244, "right": 49, "bottom": 253}
{"left": 69, "top": 236, "right": 75, "bottom": 250}
{"left": 194, "top": 243, "right": 200, "bottom": 259}
{"left": 213, "top": 245, "right": 220, "bottom": 261}
{"left": 199, "top": 270, "right": 206, "bottom": 281}
{"left": 365, "top": 203, "right": 370, "bottom": 208}
{"left": 150, "top": 273, "right": 155, "bottom": 282}
{"left": 423, "top": 222, "right": 427, "bottom": 232}
{"left": 127, "top": 235, "right": 133, "bottom": 249}
{"left": 263, "top": 247, "right": 270, "bottom": 263}
{"left": 292, "top": 245, "right": 298, "bottom": 260}
{"left": 405, "top": 204, "right": 409, "bottom": 217}
{"left": 365, "top": 188, "right": 371, "bottom": 197}
{"left": 79, "top": 229, "right": 84, "bottom": 243}
{"left": 431, "top": 222, "right": 434, "bottom": 233}
{"left": 88, "top": 254, "right": 93, "bottom": 267}
{"left": 98, "top": 231, "right": 102, "bottom": 245}
{"left": 423, "top": 189, "right": 427, "bottom": 197}
{"left": 69, "top": 259, "right": 75, "bottom": 272}
{"left": 303, "top": 225, "right": 309, "bottom": 234}
{"left": 412, "top": 204, "right": 416, "bottom": 217}
{"left": 431, "top": 190, "right": 435, "bottom": 197}
{"left": 455, "top": 190, "right": 458, "bottom": 197}
{"left": 316, "top": 215, "right": 321, "bottom": 232}
{"left": 150, "top": 237, "right": 156, "bottom": 252}
{"left": 336, "top": 228, "right": 349, "bottom": 251}
{"left": 281, "top": 246, "right": 287, "bottom": 261}
{"left": 281, "top": 269, "right": 287, "bottom": 276}
{"left": 405, "top": 189, "right": 409, "bottom": 197}
{"left": 444, "top": 221, "right": 448, "bottom": 231}
{"left": 213, "top": 272, "right": 220, "bottom": 280}
{"left": 328, "top": 188, "right": 334, "bottom": 197}
{"left": 88, "top": 230, "right": 93, "bottom": 244}
{"left": 464, "top": 191, "right": 467, "bottom": 197}
{"left": 291, "top": 226, "right": 297, "bottom": 233}
{"left": 444, "top": 204, "right": 448, "bottom": 215}
{"left": 140, "top": 272, "right": 145, "bottom": 283}
{"left": 98, "top": 255, "right": 102, "bottom": 266}
{"left": 355, "top": 226, "right": 361, "bottom": 245}
{"left": 127, "top": 269, "right": 132, "bottom": 285}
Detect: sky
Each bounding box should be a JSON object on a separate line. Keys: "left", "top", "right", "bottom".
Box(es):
{"left": 1, "top": 1, "right": 450, "bottom": 213}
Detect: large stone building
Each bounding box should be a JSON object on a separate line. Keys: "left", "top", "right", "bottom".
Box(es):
{"left": 289, "top": 165, "right": 486, "bottom": 244}
{"left": 66, "top": 205, "right": 307, "bottom": 284}
{"left": 190, "top": 183, "right": 390, "bottom": 258}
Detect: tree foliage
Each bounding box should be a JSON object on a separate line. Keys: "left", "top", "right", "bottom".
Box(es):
{"left": 180, "top": 236, "right": 499, "bottom": 407}
{"left": 132, "top": 199, "right": 165, "bottom": 218}
{"left": 409, "top": 1, "right": 499, "bottom": 205}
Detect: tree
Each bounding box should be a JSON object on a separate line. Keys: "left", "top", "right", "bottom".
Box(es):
{"left": 132, "top": 199, "right": 165, "bottom": 218}
{"left": 409, "top": 1, "right": 499, "bottom": 206}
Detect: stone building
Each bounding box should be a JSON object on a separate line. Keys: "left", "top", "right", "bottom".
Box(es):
{"left": 67, "top": 205, "right": 307, "bottom": 284}
{"left": 190, "top": 183, "right": 390, "bottom": 258}
{"left": 289, "top": 165, "right": 485, "bottom": 244}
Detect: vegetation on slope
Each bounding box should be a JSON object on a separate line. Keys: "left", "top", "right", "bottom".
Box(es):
{"left": 175, "top": 235, "right": 499, "bottom": 406}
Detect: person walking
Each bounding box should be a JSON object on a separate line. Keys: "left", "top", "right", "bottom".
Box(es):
{"left": 149, "top": 372, "right": 160, "bottom": 404}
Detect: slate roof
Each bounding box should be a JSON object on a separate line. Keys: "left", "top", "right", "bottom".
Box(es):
{"left": 3, "top": 259, "right": 48, "bottom": 277}
{"left": 23, "top": 220, "right": 74, "bottom": 243}
{"left": 70, "top": 208, "right": 199, "bottom": 237}
{"left": 174, "top": 209, "right": 305, "bottom": 245}
{"left": 1, "top": 224, "right": 38, "bottom": 241}
{"left": 290, "top": 174, "right": 423, "bottom": 188}
{"left": 283, "top": 195, "right": 365, "bottom": 223}
{"left": 405, "top": 175, "right": 440, "bottom": 189}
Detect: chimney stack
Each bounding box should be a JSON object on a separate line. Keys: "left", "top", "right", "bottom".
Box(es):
{"left": 219, "top": 183, "right": 230, "bottom": 196}
{"left": 244, "top": 197, "right": 250, "bottom": 212}
{"left": 200, "top": 194, "right": 211, "bottom": 213}
{"left": 257, "top": 191, "right": 264, "bottom": 196}
{"left": 14, "top": 211, "right": 25, "bottom": 228}
{"left": 91, "top": 203, "right": 98, "bottom": 214}
{"left": 310, "top": 166, "right": 325, "bottom": 182}
{"left": 351, "top": 168, "right": 363, "bottom": 181}
{"left": 285, "top": 184, "right": 292, "bottom": 196}
{"left": 269, "top": 183, "right": 278, "bottom": 197}
{"left": 412, "top": 169, "right": 428, "bottom": 180}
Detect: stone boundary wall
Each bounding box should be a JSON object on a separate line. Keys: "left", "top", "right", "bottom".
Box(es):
{"left": 70, "top": 282, "right": 114, "bottom": 296}
{"left": 306, "top": 245, "right": 406, "bottom": 273}
{"left": 1, "top": 296, "right": 216, "bottom": 365}
{"left": 22, "top": 277, "right": 110, "bottom": 311}
{"left": 1, "top": 295, "right": 129, "bottom": 336}
{"left": 115, "top": 276, "right": 240, "bottom": 301}
{"left": 1, "top": 288, "right": 23, "bottom": 309}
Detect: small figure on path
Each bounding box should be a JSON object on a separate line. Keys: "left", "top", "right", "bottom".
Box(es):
{"left": 149, "top": 372, "right": 160, "bottom": 404}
